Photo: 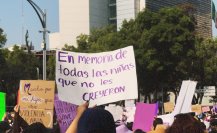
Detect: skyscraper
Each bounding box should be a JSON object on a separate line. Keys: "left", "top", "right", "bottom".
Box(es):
{"left": 49, "top": 0, "right": 142, "bottom": 49}
{"left": 49, "top": 0, "right": 212, "bottom": 49}
{"left": 49, "top": 0, "right": 110, "bottom": 49}
{"left": 145, "top": 0, "right": 212, "bottom": 38}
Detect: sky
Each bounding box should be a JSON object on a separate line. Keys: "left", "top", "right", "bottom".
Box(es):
{"left": 0, "top": 0, "right": 58, "bottom": 50}
{"left": 0, "top": 0, "right": 217, "bottom": 50}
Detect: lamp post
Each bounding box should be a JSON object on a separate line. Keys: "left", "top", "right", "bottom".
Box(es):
{"left": 27, "top": 0, "right": 49, "bottom": 80}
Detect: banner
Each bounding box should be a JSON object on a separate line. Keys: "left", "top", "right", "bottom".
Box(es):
{"left": 54, "top": 95, "right": 77, "bottom": 133}
{"left": 0, "top": 92, "right": 6, "bottom": 120}
{"left": 132, "top": 103, "right": 158, "bottom": 132}
{"left": 56, "top": 46, "right": 138, "bottom": 106}
{"left": 19, "top": 80, "right": 55, "bottom": 128}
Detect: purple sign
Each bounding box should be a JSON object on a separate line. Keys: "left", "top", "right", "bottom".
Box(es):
{"left": 133, "top": 102, "right": 158, "bottom": 132}
{"left": 54, "top": 95, "right": 77, "bottom": 133}
{"left": 212, "top": 105, "right": 217, "bottom": 113}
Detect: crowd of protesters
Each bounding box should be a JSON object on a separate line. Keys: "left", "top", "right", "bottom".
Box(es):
{"left": 1, "top": 102, "right": 217, "bottom": 133}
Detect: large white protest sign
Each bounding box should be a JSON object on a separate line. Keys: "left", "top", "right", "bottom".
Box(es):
{"left": 158, "top": 80, "right": 197, "bottom": 125}
{"left": 56, "top": 46, "right": 138, "bottom": 106}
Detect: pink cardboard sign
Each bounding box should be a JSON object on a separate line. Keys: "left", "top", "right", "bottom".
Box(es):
{"left": 202, "top": 106, "right": 210, "bottom": 112}
{"left": 133, "top": 102, "right": 158, "bottom": 132}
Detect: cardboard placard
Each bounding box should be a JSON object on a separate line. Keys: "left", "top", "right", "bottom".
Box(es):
{"left": 191, "top": 105, "right": 202, "bottom": 114}
{"left": 19, "top": 109, "right": 53, "bottom": 128}
{"left": 164, "top": 102, "right": 174, "bottom": 113}
{"left": 19, "top": 80, "right": 55, "bottom": 128}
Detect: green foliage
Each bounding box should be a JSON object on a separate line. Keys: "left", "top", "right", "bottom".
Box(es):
{"left": 0, "top": 45, "right": 40, "bottom": 106}
{"left": 47, "top": 55, "right": 55, "bottom": 80}
{"left": 194, "top": 38, "right": 217, "bottom": 86}
{"left": 59, "top": 6, "right": 217, "bottom": 103}
{"left": 62, "top": 6, "right": 200, "bottom": 99}
{"left": 0, "top": 28, "right": 6, "bottom": 48}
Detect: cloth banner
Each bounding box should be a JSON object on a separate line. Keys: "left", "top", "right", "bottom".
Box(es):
{"left": 56, "top": 46, "right": 138, "bottom": 106}
{"left": 132, "top": 102, "right": 158, "bottom": 132}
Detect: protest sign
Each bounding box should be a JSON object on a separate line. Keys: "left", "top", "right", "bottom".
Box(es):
{"left": 132, "top": 103, "right": 158, "bottom": 132}
{"left": 164, "top": 102, "right": 174, "bottom": 113}
{"left": 191, "top": 105, "right": 202, "bottom": 115}
{"left": 125, "top": 107, "right": 136, "bottom": 122}
{"left": 19, "top": 109, "right": 53, "bottom": 128}
{"left": 105, "top": 105, "right": 123, "bottom": 122}
{"left": 54, "top": 95, "right": 77, "bottom": 133}
{"left": 173, "top": 80, "right": 192, "bottom": 114}
{"left": 158, "top": 80, "right": 197, "bottom": 125}
{"left": 202, "top": 106, "right": 210, "bottom": 112}
{"left": 56, "top": 46, "right": 138, "bottom": 106}
{"left": 0, "top": 92, "right": 6, "bottom": 120}
{"left": 204, "top": 86, "right": 215, "bottom": 96}
{"left": 125, "top": 99, "right": 135, "bottom": 107}
{"left": 17, "top": 89, "right": 20, "bottom": 105}
{"left": 116, "top": 124, "right": 132, "bottom": 133}
{"left": 19, "top": 80, "right": 55, "bottom": 128}
{"left": 180, "top": 81, "right": 197, "bottom": 113}
{"left": 212, "top": 105, "right": 217, "bottom": 113}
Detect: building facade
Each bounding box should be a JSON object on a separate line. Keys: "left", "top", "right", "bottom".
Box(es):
{"left": 49, "top": 0, "right": 212, "bottom": 49}
{"left": 49, "top": 0, "right": 143, "bottom": 49}
{"left": 49, "top": 0, "right": 110, "bottom": 49}
{"left": 116, "top": 0, "right": 141, "bottom": 30}
{"left": 145, "top": 0, "right": 212, "bottom": 38}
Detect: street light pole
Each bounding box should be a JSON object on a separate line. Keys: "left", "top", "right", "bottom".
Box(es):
{"left": 27, "top": 0, "right": 49, "bottom": 80}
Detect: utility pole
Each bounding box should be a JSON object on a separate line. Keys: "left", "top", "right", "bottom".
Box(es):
{"left": 27, "top": 0, "right": 49, "bottom": 80}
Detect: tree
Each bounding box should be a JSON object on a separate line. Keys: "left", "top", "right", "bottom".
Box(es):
{"left": 63, "top": 6, "right": 198, "bottom": 103}
{"left": 118, "top": 7, "right": 198, "bottom": 102}
{"left": 47, "top": 55, "right": 55, "bottom": 80}
{"left": 0, "top": 28, "right": 6, "bottom": 48}
{"left": 192, "top": 38, "right": 217, "bottom": 104}
{"left": 2, "top": 46, "right": 40, "bottom": 106}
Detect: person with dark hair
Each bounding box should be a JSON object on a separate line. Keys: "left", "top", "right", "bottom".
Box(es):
{"left": 23, "top": 122, "right": 49, "bottom": 133}
{"left": 209, "top": 118, "right": 217, "bottom": 133}
{"left": 148, "top": 118, "right": 166, "bottom": 133}
{"left": 12, "top": 105, "right": 28, "bottom": 133}
{"left": 134, "top": 129, "right": 146, "bottom": 133}
{"left": 166, "top": 113, "right": 204, "bottom": 133}
{"left": 0, "top": 121, "right": 11, "bottom": 133}
{"left": 77, "top": 108, "right": 116, "bottom": 133}
{"left": 66, "top": 102, "right": 116, "bottom": 133}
